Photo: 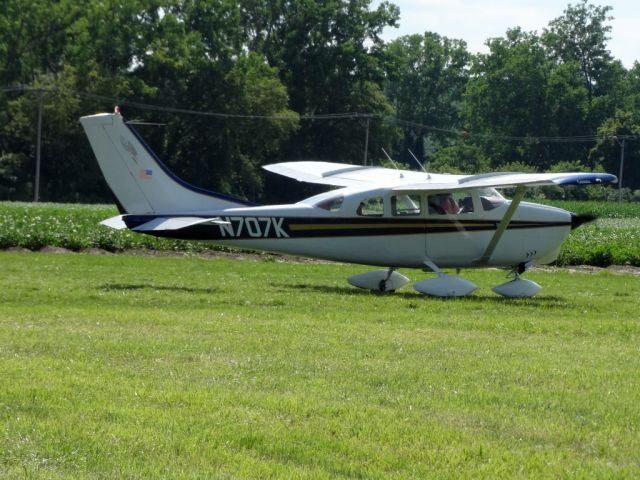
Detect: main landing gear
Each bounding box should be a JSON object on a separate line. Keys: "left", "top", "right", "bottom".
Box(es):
{"left": 347, "top": 262, "right": 541, "bottom": 298}
{"left": 347, "top": 268, "right": 410, "bottom": 293}
{"left": 413, "top": 260, "right": 477, "bottom": 297}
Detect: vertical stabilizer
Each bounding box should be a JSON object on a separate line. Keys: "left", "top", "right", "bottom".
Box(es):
{"left": 80, "top": 113, "right": 252, "bottom": 214}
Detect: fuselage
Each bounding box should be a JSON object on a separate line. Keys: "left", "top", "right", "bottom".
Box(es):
{"left": 122, "top": 185, "right": 573, "bottom": 269}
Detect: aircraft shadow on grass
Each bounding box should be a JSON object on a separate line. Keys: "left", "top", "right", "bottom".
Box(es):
{"left": 280, "top": 283, "right": 569, "bottom": 306}
{"left": 99, "top": 282, "right": 568, "bottom": 308}
{"left": 100, "top": 283, "right": 218, "bottom": 295}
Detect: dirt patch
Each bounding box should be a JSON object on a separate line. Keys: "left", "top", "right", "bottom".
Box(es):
{"left": 5, "top": 246, "right": 32, "bottom": 253}
{"left": 109, "top": 248, "right": 332, "bottom": 264}
{"left": 534, "top": 265, "right": 640, "bottom": 276}
{"left": 39, "top": 245, "right": 74, "bottom": 254}
{"left": 82, "top": 247, "right": 114, "bottom": 256}
{"left": 3, "top": 246, "right": 638, "bottom": 273}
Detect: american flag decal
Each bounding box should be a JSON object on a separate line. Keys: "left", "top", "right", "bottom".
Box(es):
{"left": 138, "top": 169, "right": 153, "bottom": 180}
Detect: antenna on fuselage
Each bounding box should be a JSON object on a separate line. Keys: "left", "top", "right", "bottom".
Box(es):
{"left": 408, "top": 148, "right": 431, "bottom": 180}
{"left": 381, "top": 148, "right": 404, "bottom": 178}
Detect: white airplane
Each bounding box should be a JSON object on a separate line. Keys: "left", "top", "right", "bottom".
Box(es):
{"left": 80, "top": 111, "right": 617, "bottom": 298}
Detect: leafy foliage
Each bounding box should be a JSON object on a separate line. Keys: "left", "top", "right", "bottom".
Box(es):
{"left": 0, "top": 0, "right": 638, "bottom": 203}
{"left": 1, "top": 201, "right": 638, "bottom": 267}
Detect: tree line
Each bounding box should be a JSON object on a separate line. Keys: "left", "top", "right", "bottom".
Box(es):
{"left": 0, "top": 0, "right": 638, "bottom": 204}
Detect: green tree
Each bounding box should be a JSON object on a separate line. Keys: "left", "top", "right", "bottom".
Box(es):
{"left": 384, "top": 32, "right": 470, "bottom": 167}
{"left": 590, "top": 110, "right": 640, "bottom": 191}
{"left": 543, "top": 0, "right": 613, "bottom": 102}
{"left": 543, "top": 0, "right": 628, "bottom": 138}
{"left": 241, "top": 0, "right": 400, "bottom": 163}
{"left": 127, "top": 1, "right": 297, "bottom": 200}
{"left": 462, "top": 29, "right": 554, "bottom": 169}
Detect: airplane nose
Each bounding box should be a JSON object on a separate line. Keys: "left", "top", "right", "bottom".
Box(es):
{"left": 570, "top": 212, "right": 597, "bottom": 230}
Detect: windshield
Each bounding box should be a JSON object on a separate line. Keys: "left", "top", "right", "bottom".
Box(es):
{"left": 315, "top": 196, "right": 343, "bottom": 212}
{"left": 477, "top": 188, "right": 505, "bottom": 211}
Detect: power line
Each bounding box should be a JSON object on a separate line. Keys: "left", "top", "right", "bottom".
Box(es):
{"left": 2, "top": 84, "right": 639, "bottom": 144}
{"left": 1, "top": 85, "right": 372, "bottom": 121}
{"left": 385, "top": 117, "right": 640, "bottom": 143}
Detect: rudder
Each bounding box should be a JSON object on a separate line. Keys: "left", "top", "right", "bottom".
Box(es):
{"left": 80, "top": 112, "right": 252, "bottom": 214}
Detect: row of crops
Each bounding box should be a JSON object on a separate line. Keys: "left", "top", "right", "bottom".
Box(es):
{"left": 1, "top": 201, "right": 639, "bottom": 266}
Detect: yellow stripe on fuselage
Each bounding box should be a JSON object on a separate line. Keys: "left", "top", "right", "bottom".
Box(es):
{"left": 288, "top": 222, "right": 493, "bottom": 231}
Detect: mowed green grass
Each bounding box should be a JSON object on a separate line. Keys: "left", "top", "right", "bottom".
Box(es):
{"left": 1, "top": 252, "right": 639, "bottom": 478}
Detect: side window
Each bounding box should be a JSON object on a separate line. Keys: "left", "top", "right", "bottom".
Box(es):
{"left": 455, "top": 192, "right": 474, "bottom": 213}
{"left": 391, "top": 194, "right": 421, "bottom": 216}
{"left": 477, "top": 188, "right": 505, "bottom": 211}
{"left": 356, "top": 197, "right": 384, "bottom": 216}
{"left": 315, "top": 196, "right": 343, "bottom": 212}
{"left": 428, "top": 192, "right": 474, "bottom": 215}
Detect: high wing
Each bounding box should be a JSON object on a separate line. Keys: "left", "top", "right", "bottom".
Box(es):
{"left": 263, "top": 161, "right": 430, "bottom": 187}
{"left": 264, "top": 161, "right": 617, "bottom": 190}
{"left": 396, "top": 171, "right": 618, "bottom": 191}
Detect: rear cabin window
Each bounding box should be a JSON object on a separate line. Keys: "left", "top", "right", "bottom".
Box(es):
{"left": 357, "top": 197, "right": 384, "bottom": 216}
{"left": 315, "top": 196, "right": 343, "bottom": 212}
{"left": 391, "top": 194, "right": 421, "bottom": 216}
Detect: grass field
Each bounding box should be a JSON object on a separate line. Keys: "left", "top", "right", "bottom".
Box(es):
{"left": 1, "top": 251, "right": 639, "bottom": 478}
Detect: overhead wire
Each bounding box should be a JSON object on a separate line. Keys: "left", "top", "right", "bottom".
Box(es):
{"left": 2, "top": 84, "right": 639, "bottom": 143}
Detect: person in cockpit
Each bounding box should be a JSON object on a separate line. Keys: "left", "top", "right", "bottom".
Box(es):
{"left": 429, "top": 193, "right": 460, "bottom": 214}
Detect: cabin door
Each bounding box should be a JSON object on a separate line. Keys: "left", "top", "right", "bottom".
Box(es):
{"left": 424, "top": 191, "right": 483, "bottom": 265}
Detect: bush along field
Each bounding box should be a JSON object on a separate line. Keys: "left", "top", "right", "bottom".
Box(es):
{"left": 0, "top": 200, "right": 639, "bottom": 266}
{"left": 541, "top": 200, "right": 640, "bottom": 267}
{"left": 0, "top": 202, "right": 218, "bottom": 254}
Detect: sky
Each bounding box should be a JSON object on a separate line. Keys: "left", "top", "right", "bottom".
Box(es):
{"left": 374, "top": 0, "right": 639, "bottom": 68}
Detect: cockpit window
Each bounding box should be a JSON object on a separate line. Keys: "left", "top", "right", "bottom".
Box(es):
{"left": 391, "top": 194, "right": 421, "bottom": 216}
{"left": 428, "top": 192, "right": 473, "bottom": 215}
{"left": 357, "top": 197, "right": 384, "bottom": 216}
{"left": 477, "top": 188, "right": 505, "bottom": 211}
{"left": 316, "top": 196, "right": 343, "bottom": 212}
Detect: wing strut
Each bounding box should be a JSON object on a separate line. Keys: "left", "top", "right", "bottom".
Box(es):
{"left": 479, "top": 185, "right": 526, "bottom": 265}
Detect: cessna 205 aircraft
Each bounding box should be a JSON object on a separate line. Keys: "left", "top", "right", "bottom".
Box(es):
{"left": 80, "top": 111, "right": 617, "bottom": 297}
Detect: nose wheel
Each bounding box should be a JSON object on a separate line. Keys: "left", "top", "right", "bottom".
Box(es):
{"left": 492, "top": 264, "right": 541, "bottom": 298}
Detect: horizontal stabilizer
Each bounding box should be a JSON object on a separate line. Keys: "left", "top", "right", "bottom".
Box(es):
{"left": 100, "top": 215, "right": 128, "bottom": 230}
{"left": 132, "top": 216, "right": 229, "bottom": 232}
{"left": 100, "top": 215, "right": 229, "bottom": 231}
